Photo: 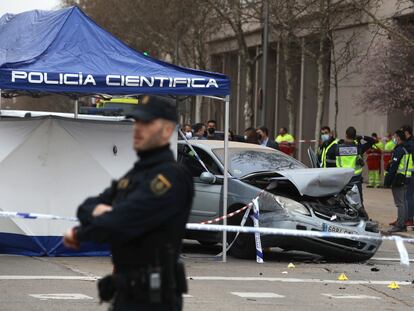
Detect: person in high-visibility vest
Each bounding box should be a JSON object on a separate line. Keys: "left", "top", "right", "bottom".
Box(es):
{"left": 317, "top": 126, "right": 337, "bottom": 168}
{"left": 383, "top": 133, "right": 396, "bottom": 176}
{"left": 384, "top": 130, "right": 413, "bottom": 232}
{"left": 365, "top": 133, "right": 383, "bottom": 188}
{"left": 335, "top": 126, "right": 375, "bottom": 218}
{"left": 402, "top": 125, "right": 414, "bottom": 227}
{"left": 275, "top": 127, "right": 295, "bottom": 156}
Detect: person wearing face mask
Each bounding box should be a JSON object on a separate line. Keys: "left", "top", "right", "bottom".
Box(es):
{"left": 317, "top": 126, "right": 337, "bottom": 168}
{"left": 206, "top": 120, "right": 224, "bottom": 140}
{"left": 182, "top": 124, "right": 193, "bottom": 140}
{"left": 257, "top": 126, "right": 279, "bottom": 150}
{"left": 384, "top": 130, "right": 413, "bottom": 232}
{"left": 365, "top": 133, "right": 383, "bottom": 188}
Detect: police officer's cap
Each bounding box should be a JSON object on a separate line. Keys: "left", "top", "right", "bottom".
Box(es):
{"left": 126, "top": 95, "right": 177, "bottom": 122}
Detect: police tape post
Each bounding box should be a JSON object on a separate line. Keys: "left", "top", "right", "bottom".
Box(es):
{"left": 0, "top": 209, "right": 412, "bottom": 266}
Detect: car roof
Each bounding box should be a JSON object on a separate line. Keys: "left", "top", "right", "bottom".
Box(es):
{"left": 178, "top": 139, "right": 272, "bottom": 150}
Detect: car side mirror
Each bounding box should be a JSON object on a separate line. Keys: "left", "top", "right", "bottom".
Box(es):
{"left": 200, "top": 172, "right": 216, "bottom": 184}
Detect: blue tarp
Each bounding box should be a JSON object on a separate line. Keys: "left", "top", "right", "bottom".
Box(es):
{"left": 0, "top": 6, "right": 230, "bottom": 96}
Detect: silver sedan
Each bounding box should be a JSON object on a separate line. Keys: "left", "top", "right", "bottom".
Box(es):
{"left": 178, "top": 140, "right": 381, "bottom": 262}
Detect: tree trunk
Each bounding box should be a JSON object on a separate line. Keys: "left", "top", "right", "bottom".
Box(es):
{"left": 195, "top": 96, "right": 202, "bottom": 123}
{"left": 314, "top": 0, "right": 329, "bottom": 150}
{"left": 314, "top": 40, "right": 327, "bottom": 150}
{"left": 330, "top": 30, "right": 340, "bottom": 136}
{"left": 282, "top": 37, "right": 296, "bottom": 135}
{"left": 333, "top": 73, "right": 339, "bottom": 137}
{"left": 244, "top": 61, "right": 254, "bottom": 128}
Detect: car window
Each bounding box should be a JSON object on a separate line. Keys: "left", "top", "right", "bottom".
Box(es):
{"left": 178, "top": 145, "right": 204, "bottom": 177}
{"left": 177, "top": 145, "right": 222, "bottom": 177}
{"left": 194, "top": 146, "right": 222, "bottom": 175}
{"left": 212, "top": 147, "right": 306, "bottom": 178}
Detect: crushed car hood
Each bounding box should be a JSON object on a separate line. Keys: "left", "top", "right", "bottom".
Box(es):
{"left": 273, "top": 168, "right": 354, "bottom": 197}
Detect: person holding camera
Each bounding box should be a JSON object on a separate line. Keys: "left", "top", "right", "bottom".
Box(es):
{"left": 384, "top": 130, "right": 413, "bottom": 233}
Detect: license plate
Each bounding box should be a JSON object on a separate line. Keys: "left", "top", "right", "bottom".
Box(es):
{"left": 322, "top": 223, "right": 355, "bottom": 235}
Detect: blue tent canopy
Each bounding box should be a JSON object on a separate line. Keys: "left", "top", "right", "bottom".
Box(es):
{"left": 0, "top": 7, "right": 232, "bottom": 259}
{"left": 0, "top": 6, "right": 230, "bottom": 96}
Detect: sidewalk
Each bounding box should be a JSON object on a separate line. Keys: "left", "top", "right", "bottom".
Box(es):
{"left": 363, "top": 185, "right": 414, "bottom": 237}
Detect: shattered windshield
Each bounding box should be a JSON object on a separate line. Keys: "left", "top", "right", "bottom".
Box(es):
{"left": 212, "top": 148, "right": 306, "bottom": 178}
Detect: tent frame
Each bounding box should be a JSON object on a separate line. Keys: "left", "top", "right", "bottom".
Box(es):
{"left": 0, "top": 90, "right": 232, "bottom": 262}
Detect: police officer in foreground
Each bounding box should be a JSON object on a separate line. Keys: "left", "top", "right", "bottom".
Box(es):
{"left": 63, "top": 95, "right": 194, "bottom": 310}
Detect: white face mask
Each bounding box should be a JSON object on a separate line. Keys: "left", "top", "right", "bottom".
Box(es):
{"left": 185, "top": 132, "right": 192, "bottom": 139}
{"left": 321, "top": 134, "right": 330, "bottom": 142}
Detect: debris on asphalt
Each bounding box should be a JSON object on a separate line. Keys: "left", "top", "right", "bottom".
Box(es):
{"left": 387, "top": 281, "right": 399, "bottom": 289}
{"left": 337, "top": 273, "right": 349, "bottom": 281}
{"left": 371, "top": 267, "right": 380, "bottom": 272}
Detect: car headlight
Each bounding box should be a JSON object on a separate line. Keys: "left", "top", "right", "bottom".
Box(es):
{"left": 274, "top": 196, "right": 310, "bottom": 216}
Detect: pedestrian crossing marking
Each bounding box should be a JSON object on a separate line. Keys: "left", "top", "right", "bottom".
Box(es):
{"left": 231, "top": 292, "right": 285, "bottom": 298}
{"left": 29, "top": 293, "right": 93, "bottom": 300}
{"left": 322, "top": 294, "right": 381, "bottom": 300}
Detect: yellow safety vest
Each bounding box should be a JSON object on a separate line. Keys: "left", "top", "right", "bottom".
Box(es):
{"left": 336, "top": 142, "right": 363, "bottom": 176}
{"left": 374, "top": 141, "right": 384, "bottom": 151}
{"left": 276, "top": 133, "right": 295, "bottom": 144}
{"left": 399, "top": 148, "right": 413, "bottom": 178}
{"left": 321, "top": 139, "right": 338, "bottom": 168}
{"left": 384, "top": 140, "right": 396, "bottom": 152}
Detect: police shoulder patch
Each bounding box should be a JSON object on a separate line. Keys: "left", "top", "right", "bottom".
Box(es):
{"left": 117, "top": 178, "right": 130, "bottom": 189}
{"left": 150, "top": 174, "right": 172, "bottom": 196}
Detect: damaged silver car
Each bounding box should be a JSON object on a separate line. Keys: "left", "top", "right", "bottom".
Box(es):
{"left": 179, "top": 140, "right": 381, "bottom": 262}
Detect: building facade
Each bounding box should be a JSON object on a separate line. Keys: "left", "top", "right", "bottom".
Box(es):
{"left": 199, "top": 1, "right": 413, "bottom": 162}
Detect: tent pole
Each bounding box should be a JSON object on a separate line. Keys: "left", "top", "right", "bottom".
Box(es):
{"left": 74, "top": 98, "right": 78, "bottom": 119}
{"left": 222, "top": 95, "right": 230, "bottom": 263}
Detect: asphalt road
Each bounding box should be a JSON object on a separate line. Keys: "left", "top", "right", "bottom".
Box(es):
{"left": 0, "top": 186, "right": 413, "bottom": 310}
{"left": 0, "top": 239, "right": 413, "bottom": 311}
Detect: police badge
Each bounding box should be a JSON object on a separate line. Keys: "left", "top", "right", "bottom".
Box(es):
{"left": 150, "top": 174, "right": 172, "bottom": 196}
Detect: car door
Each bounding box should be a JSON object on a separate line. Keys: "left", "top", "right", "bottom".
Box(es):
{"left": 177, "top": 144, "right": 222, "bottom": 223}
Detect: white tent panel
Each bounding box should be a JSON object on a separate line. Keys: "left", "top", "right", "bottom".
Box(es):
{"left": 0, "top": 115, "right": 178, "bottom": 255}
{"left": 0, "top": 116, "right": 138, "bottom": 255}
{"left": 0, "top": 118, "right": 43, "bottom": 162}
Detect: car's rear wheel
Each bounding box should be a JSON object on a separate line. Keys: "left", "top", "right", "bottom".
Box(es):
{"left": 226, "top": 206, "right": 256, "bottom": 259}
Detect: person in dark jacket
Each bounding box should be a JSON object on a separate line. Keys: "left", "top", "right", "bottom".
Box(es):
{"left": 63, "top": 95, "right": 194, "bottom": 310}
{"left": 334, "top": 126, "right": 375, "bottom": 218}
{"left": 244, "top": 127, "right": 260, "bottom": 144}
{"left": 206, "top": 120, "right": 224, "bottom": 140}
{"left": 257, "top": 126, "right": 279, "bottom": 150}
{"left": 385, "top": 130, "right": 411, "bottom": 232}
{"left": 191, "top": 123, "right": 207, "bottom": 140}
{"left": 401, "top": 125, "right": 414, "bottom": 227}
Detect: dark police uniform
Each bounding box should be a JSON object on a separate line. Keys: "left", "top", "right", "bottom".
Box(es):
{"left": 72, "top": 96, "right": 194, "bottom": 310}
